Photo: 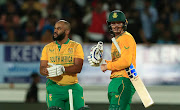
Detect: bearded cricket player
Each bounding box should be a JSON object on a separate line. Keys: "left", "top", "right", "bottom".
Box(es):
{"left": 40, "top": 20, "right": 89, "bottom": 110}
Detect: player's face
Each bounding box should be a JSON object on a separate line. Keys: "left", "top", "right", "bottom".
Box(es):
{"left": 111, "top": 21, "right": 124, "bottom": 33}
{"left": 53, "top": 22, "right": 66, "bottom": 41}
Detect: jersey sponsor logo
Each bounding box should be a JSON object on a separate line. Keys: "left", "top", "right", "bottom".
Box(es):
{"left": 68, "top": 48, "right": 73, "bottom": 53}
{"left": 113, "top": 12, "right": 118, "bottom": 18}
{"left": 81, "top": 97, "right": 84, "bottom": 99}
{"left": 111, "top": 50, "right": 120, "bottom": 60}
{"left": 124, "top": 46, "right": 129, "bottom": 49}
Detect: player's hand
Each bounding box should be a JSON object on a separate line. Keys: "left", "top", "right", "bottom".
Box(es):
{"left": 42, "top": 68, "right": 49, "bottom": 76}
{"left": 101, "top": 64, "right": 107, "bottom": 72}
{"left": 47, "top": 63, "right": 65, "bottom": 77}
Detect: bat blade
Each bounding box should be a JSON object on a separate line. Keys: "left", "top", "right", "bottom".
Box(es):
{"left": 130, "top": 76, "right": 154, "bottom": 108}
{"left": 127, "top": 64, "right": 154, "bottom": 108}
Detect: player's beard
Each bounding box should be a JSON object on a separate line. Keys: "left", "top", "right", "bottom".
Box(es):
{"left": 53, "top": 31, "right": 66, "bottom": 41}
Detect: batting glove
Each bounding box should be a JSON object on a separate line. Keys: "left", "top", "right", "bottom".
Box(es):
{"left": 47, "top": 63, "right": 65, "bottom": 77}
{"left": 87, "top": 41, "right": 106, "bottom": 67}
{"left": 88, "top": 56, "right": 106, "bottom": 67}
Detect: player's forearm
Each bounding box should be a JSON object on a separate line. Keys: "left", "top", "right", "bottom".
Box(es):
{"left": 40, "top": 60, "right": 48, "bottom": 76}
{"left": 64, "top": 65, "right": 83, "bottom": 74}
{"left": 40, "top": 66, "right": 48, "bottom": 76}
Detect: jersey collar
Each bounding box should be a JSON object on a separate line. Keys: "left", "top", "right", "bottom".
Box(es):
{"left": 55, "top": 38, "right": 70, "bottom": 51}
{"left": 116, "top": 31, "right": 126, "bottom": 39}
{"left": 55, "top": 38, "right": 70, "bottom": 45}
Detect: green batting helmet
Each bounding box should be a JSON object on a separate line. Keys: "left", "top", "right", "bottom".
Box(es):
{"left": 107, "top": 10, "right": 128, "bottom": 30}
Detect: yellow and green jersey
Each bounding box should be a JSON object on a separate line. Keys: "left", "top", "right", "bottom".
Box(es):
{"left": 41, "top": 39, "right": 84, "bottom": 85}
{"left": 106, "top": 31, "right": 136, "bottom": 79}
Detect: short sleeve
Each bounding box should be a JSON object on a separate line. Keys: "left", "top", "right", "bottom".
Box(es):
{"left": 40, "top": 46, "right": 48, "bottom": 60}
{"left": 74, "top": 44, "right": 84, "bottom": 60}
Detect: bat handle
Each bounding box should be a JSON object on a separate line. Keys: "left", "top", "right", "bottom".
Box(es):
{"left": 69, "top": 89, "right": 74, "bottom": 110}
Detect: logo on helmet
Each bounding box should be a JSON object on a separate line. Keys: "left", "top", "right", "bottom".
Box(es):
{"left": 112, "top": 12, "right": 118, "bottom": 18}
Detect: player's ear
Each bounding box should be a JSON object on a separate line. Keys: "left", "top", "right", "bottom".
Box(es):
{"left": 65, "top": 29, "right": 70, "bottom": 35}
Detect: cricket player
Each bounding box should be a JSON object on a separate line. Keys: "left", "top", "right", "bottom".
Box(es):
{"left": 88, "top": 10, "right": 136, "bottom": 110}
{"left": 40, "top": 20, "right": 89, "bottom": 110}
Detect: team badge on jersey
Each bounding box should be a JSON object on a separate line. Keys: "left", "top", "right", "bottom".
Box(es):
{"left": 68, "top": 48, "right": 73, "bottom": 53}
{"left": 113, "top": 12, "right": 118, "bottom": 18}
{"left": 115, "top": 95, "right": 119, "bottom": 98}
{"left": 49, "top": 94, "right": 52, "bottom": 101}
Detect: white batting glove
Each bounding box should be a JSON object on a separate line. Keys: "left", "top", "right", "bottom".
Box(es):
{"left": 47, "top": 63, "right": 65, "bottom": 77}
{"left": 87, "top": 56, "right": 106, "bottom": 67}
{"left": 87, "top": 41, "right": 106, "bottom": 67}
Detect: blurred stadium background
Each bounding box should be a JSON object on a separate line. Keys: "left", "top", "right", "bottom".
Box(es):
{"left": 0, "top": 0, "right": 180, "bottom": 110}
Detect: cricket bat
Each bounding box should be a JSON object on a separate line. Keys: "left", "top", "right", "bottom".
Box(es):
{"left": 112, "top": 37, "right": 154, "bottom": 108}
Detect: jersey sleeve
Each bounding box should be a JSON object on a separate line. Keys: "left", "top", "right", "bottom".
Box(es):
{"left": 40, "top": 46, "right": 48, "bottom": 60}
{"left": 107, "top": 36, "right": 135, "bottom": 71}
{"left": 74, "top": 44, "right": 84, "bottom": 60}
{"left": 105, "top": 60, "right": 112, "bottom": 63}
